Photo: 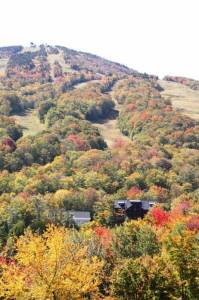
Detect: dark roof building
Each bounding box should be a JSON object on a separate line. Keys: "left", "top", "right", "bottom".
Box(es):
{"left": 114, "top": 200, "right": 155, "bottom": 223}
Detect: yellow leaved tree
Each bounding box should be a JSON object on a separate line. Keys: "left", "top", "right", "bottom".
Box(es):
{"left": 0, "top": 225, "right": 104, "bottom": 300}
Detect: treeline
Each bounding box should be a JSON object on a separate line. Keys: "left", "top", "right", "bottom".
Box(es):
{"left": 0, "top": 115, "right": 106, "bottom": 172}
{"left": 0, "top": 46, "right": 22, "bottom": 58}
{"left": 44, "top": 80, "right": 115, "bottom": 126}
{"left": 164, "top": 75, "right": 199, "bottom": 90}
{"left": 7, "top": 45, "right": 47, "bottom": 69}
{"left": 115, "top": 77, "right": 199, "bottom": 149}
{"left": 58, "top": 45, "right": 138, "bottom": 76}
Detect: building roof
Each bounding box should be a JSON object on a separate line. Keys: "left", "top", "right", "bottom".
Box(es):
{"left": 114, "top": 200, "right": 156, "bottom": 210}
{"left": 114, "top": 200, "right": 132, "bottom": 209}
{"left": 70, "top": 211, "right": 90, "bottom": 219}
{"left": 69, "top": 211, "right": 91, "bottom": 225}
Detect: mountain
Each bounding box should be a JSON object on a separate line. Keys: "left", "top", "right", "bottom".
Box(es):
{"left": 0, "top": 44, "right": 138, "bottom": 80}
{"left": 0, "top": 44, "right": 156, "bottom": 139}
{"left": 0, "top": 44, "right": 198, "bottom": 299}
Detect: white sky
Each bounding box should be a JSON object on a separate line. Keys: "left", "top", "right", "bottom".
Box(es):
{"left": 0, "top": 0, "right": 199, "bottom": 79}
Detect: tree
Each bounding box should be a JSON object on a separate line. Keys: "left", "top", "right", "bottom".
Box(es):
{"left": 165, "top": 226, "right": 199, "bottom": 299}
{"left": 111, "top": 255, "right": 180, "bottom": 300}
{"left": 112, "top": 221, "right": 159, "bottom": 259}
{"left": 150, "top": 207, "right": 170, "bottom": 227}
{"left": 0, "top": 225, "right": 104, "bottom": 300}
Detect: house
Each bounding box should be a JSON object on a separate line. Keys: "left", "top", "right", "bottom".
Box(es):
{"left": 69, "top": 211, "right": 91, "bottom": 226}
{"left": 114, "top": 200, "right": 155, "bottom": 223}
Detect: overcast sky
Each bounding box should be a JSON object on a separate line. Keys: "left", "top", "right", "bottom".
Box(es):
{"left": 0, "top": 0, "right": 199, "bottom": 79}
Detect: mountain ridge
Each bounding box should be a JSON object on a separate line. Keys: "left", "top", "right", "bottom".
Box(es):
{"left": 0, "top": 44, "right": 158, "bottom": 80}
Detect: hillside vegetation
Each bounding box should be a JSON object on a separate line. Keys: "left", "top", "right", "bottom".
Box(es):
{"left": 159, "top": 79, "right": 199, "bottom": 120}
{"left": 12, "top": 109, "right": 46, "bottom": 136}
{"left": 0, "top": 44, "right": 198, "bottom": 299}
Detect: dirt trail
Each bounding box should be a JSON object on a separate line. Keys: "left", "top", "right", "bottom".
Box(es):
{"left": 159, "top": 80, "right": 199, "bottom": 120}
{"left": 0, "top": 58, "right": 8, "bottom": 77}
{"left": 92, "top": 90, "right": 132, "bottom": 147}
{"left": 74, "top": 80, "right": 100, "bottom": 89}
{"left": 74, "top": 79, "right": 131, "bottom": 147}
{"left": 13, "top": 109, "right": 46, "bottom": 136}
{"left": 47, "top": 50, "right": 73, "bottom": 79}
{"left": 13, "top": 79, "right": 131, "bottom": 144}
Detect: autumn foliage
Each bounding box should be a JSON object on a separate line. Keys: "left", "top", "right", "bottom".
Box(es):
{"left": 0, "top": 45, "right": 198, "bottom": 299}
{"left": 0, "top": 226, "right": 104, "bottom": 299}
{"left": 150, "top": 207, "right": 170, "bottom": 226}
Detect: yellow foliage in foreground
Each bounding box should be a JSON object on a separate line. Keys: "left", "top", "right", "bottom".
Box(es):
{"left": 0, "top": 225, "right": 104, "bottom": 300}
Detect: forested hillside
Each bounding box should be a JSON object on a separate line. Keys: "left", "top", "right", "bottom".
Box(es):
{"left": 0, "top": 44, "right": 198, "bottom": 299}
